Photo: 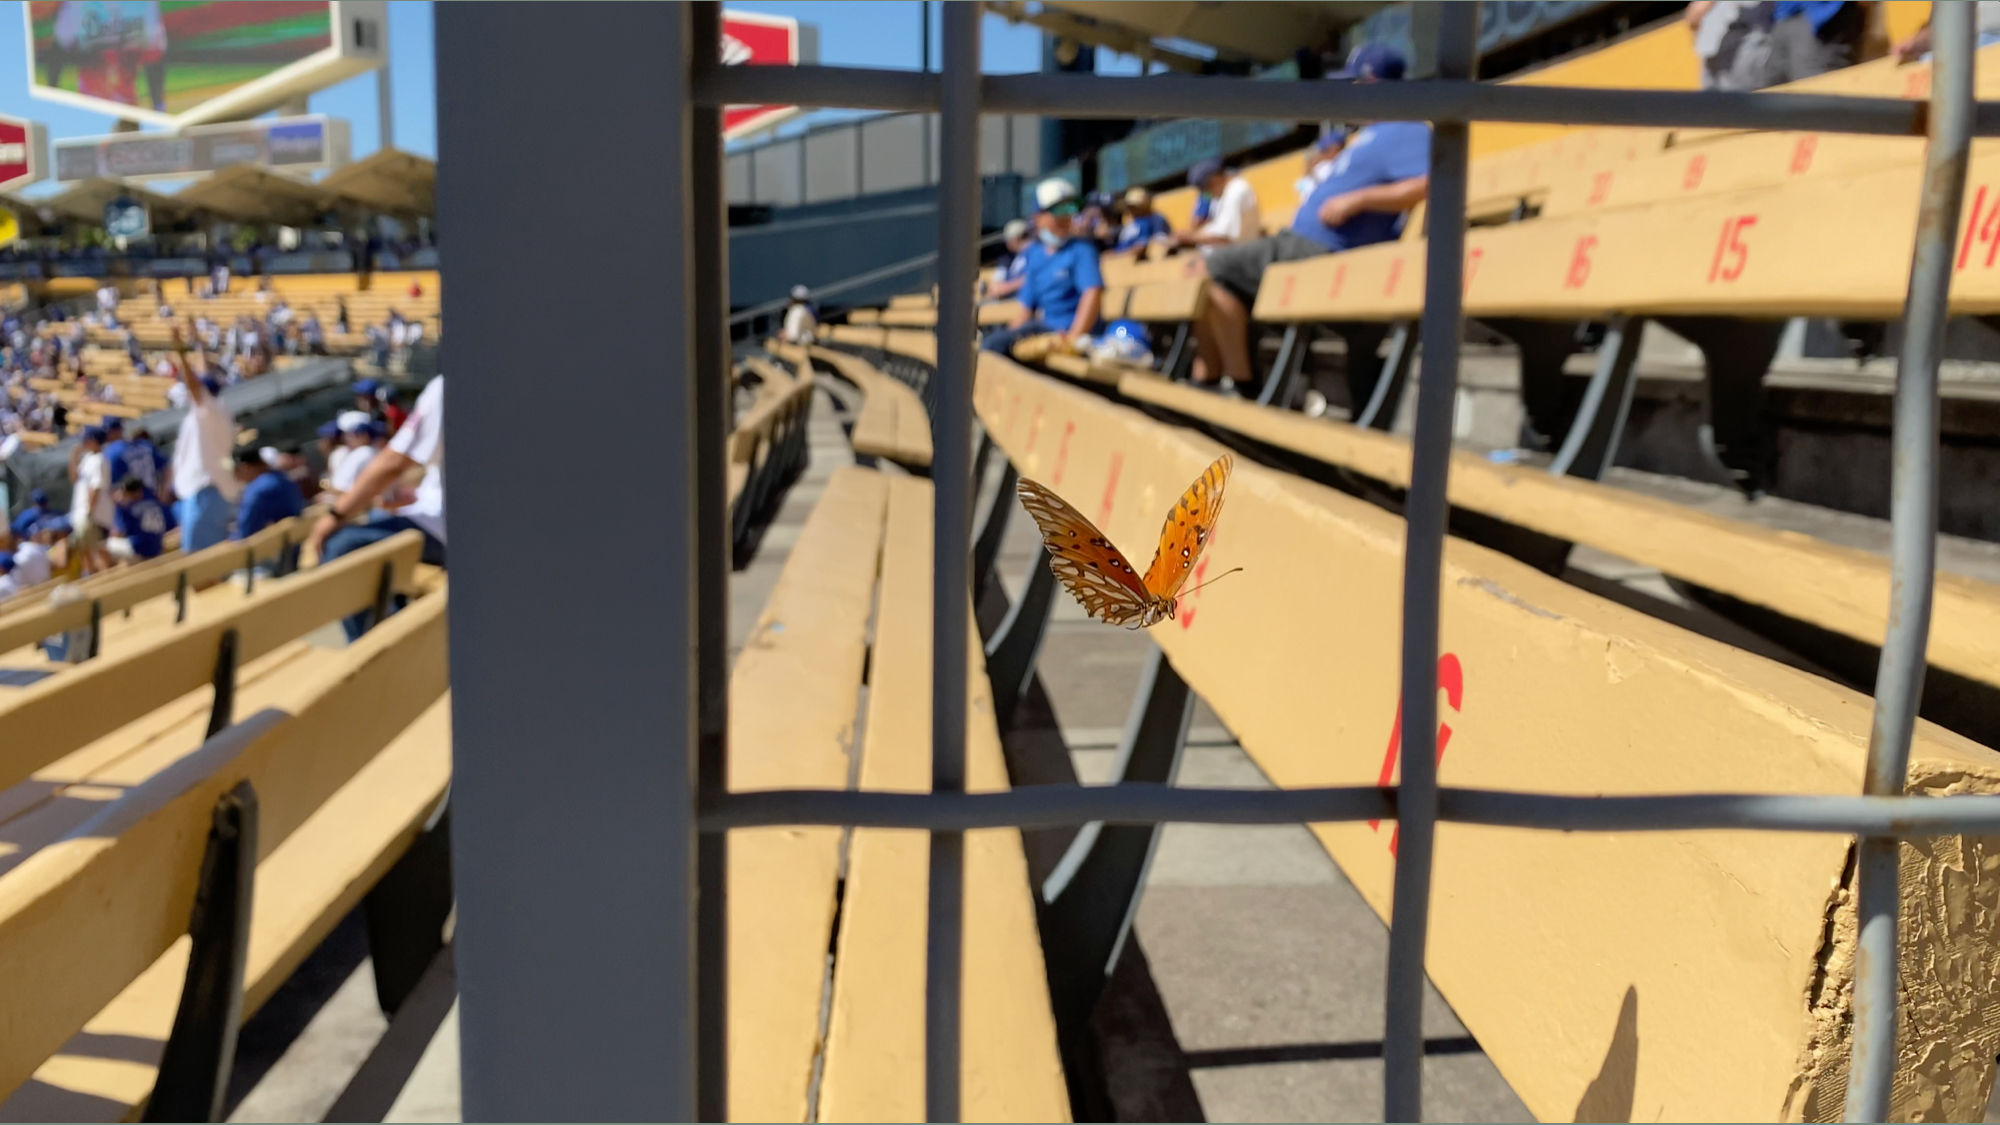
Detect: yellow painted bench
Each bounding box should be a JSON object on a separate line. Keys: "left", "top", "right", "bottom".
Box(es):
{"left": 0, "top": 585, "right": 450, "bottom": 1121}
{"left": 815, "top": 474, "right": 1069, "bottom": 1122}
{"left": 972, "top": 354, "right": 2000, "bottom": 1123}
{"left": 727, "top": 466, "right": 888, "bottom": 1121}
{"left": 805, "top": 344, "right": 933, "bottom": 471}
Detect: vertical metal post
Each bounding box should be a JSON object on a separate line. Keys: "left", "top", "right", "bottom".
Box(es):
{"left": 927, "top": 6, "right": 980, "bottom": 1120}
{"left": 1845, "top": 5, "right": 1973, "bottom": 1120}
{"left": 438, "top": 5, "right": 699, "bottom": 1118}
{"left": 1382, "top": 7, "right": 1478, "bottom": 1121}
{"left": 375, "top": 18, "right": 395, "bottom": 152}
{"left": 688, "top": 4, "right": 732, "bottom": 1120}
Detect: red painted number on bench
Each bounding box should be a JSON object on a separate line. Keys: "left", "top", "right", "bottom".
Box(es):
{"left": 1789, "top": 134, "right": 1817, "bottom": 176}
{"left": 1682, "top": 154, "right": 1706, "bottom": 191}
{"left": 1464, "top": 247, "right": 1483, "bottom": 295}
{"left": 1383, "top": 258, "right": 1404, "bottom": 297}
{"left": 1905, "top": 67, "right": 1931, "bottom": 99}
{"left": 1586, "top": 170, "right": 1613, "bottom": 206}
{"left": 1956, "top": 186, "right": 2000, "bottom": 272}
{"left": 1278, "top": 274, "right": 1297, "bottom": 309}
{"left": 1368, "top": 653, "right": 1465, "bottom": 856}
{"left": 1098, "top": 452, "right": 1122, "bottom": 524}
{"left": 1050, "top": 421, "right": 1076, "bottom": 486}
{"left": 1026, "top": 405, "right": 1043, "bottom": 452}
{"left": 1708, "top": 215, "right": 1757, "bottom": 283}
{"left": 1329, "top": 262, "right": 1348, "bottom": 299}
{"left": 1563, "top": 235, "right": 1596, "bottom": 290}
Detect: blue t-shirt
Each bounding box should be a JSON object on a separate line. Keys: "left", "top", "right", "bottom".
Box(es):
{"left": 102, "top": 438, "right": 167, "bottom": 498}
{"left": 232, "top": 471, "right": 305, "bottom": 540}
{"left": 114, "top": 496, "right": 175, "bottom": 560}
{"left": 1773, "top": 1, "right": 1849, "bottom": 31}
{"left": 1018, "top": 237, "right": 1104, "bottom": 331}
{"left": 1112, "top": 213, "right": 1172, "bottom": 253}
{"left": 1003, "top": 251, "right": 1030, "bottom": 282}
{"left": 1290, "top": 121, "right": 1432, "bottom": 253}
{"left": 10, "top": 505, "right": 47, "bottom": 538}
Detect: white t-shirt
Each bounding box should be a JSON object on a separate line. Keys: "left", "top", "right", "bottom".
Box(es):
{"left": 1199, "top": 176, "right": 1260, "bottom": 244}
{"left": 0, "top": 574, "right": 17, "bottom": 601}
{"left": 174, "top": 390, "right": 240, "bottom": 503}
{"left": 73, "top": 449, "right": 112, "bottom": 529}
{"left": 330, "top": 443, "right": 378, "bottom": 492}
{"left": 781, "top": 304, "right": 818, "bottom": 344}
{"left": 389, "top": 377, "right": 445, "bottom": 543}
{"left": 11, "top": 541, "right": 49, "bottom": 588}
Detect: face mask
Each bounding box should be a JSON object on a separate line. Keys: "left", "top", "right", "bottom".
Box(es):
{"left": 1038, "top": 228, "right": 1062, "bottom": 248}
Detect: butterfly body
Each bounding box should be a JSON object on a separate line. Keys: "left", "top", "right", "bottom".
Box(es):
{"left": 1016, "top": 454, "right": 1234, "bottom": 629}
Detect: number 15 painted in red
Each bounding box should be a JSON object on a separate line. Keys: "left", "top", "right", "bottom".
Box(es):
{"left": 1709, "top": 215, "right": 1757, "bottom": 283}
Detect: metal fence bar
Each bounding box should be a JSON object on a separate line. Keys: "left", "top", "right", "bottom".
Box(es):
{"left": 1382, "top": 11, "right": 1480, "bottom": 1119}
{"left": 688, "top": 3, "right": 732, "bottom": 1119}
{"left": 925, "top": 6, "right": 981, "bottom": 1121}
{"left": 703, "top": 785, "right": 2000, "bottom": 836}
{"left": 1846, "top": 5, "right": 1976, "bottom": 1120}
{"left": 700, "top": 66, "right": 2000, "bottom": 136}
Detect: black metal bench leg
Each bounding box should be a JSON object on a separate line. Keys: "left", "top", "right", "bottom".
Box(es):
{"left": 1481, "top": 317, "right": 1584, "bottom": 451}
{"left": 970, "top": 461, "right": 1018, "bottom": 598}
{"left": 1160, "top": 323, "right": 1193, "bottom": 381}
{"left": 364, "top": 796, "right": 454, "bottom": 1016}
{"left": 985, "top": 558, "right": 1057, "bottom": 728}
{"left": 1038, "top": 647, "right": 1193, "bottom": 1030}
{"left": 145, "top": 781, "right": 257, "bottom": 1124}
{"left": 1352, "top": 320, "right": 1418, "bottom": 430}
{"left": 1254, "top": 325, "right": 1307, "bottom": 406}
{"left": 1656, "top": 316, "right": 1785, "bottom": 499}
{"left": 1549, "top": 314, "right": 1646, "bottom": 481}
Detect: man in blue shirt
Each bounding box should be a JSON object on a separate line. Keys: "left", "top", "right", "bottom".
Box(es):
{"left": 231, "top": 447, "right": 305, "bottom": 541}
{"left": 1110, "top": 188, "right": 1173, "bottom": 256}
{"left": 10, "top": 490, "right": 51, "bottom": 539}
{"left": 102, "top": 421, "right": 167, "bottom": 502}
{"left": 981, "top": 179, "right": 1105, "bottom": 355}
{"left": 1760, "top": 2, "right": 1867, "bottom": 86}
{"left": 111, "top": 477, "right": 175, "bottom": 562}
{"left": 1193, "top": 44, "right": 1429, "bottom": 387}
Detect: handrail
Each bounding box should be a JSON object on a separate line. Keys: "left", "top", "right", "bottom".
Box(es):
{"left": 726, "top": 227, "right": 1007, "bottom": 328}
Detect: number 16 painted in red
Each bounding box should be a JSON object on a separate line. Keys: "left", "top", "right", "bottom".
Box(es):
{"left": 1369, "top": 653, "right": 1465, "bottom": 856}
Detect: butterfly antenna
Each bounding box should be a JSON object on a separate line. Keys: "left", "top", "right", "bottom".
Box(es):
{"left": 1181, "top": 566, "right": 1244, "bottom": 597}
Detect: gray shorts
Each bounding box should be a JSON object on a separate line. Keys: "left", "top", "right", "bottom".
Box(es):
{"left": 1205, "top": 230, "right": 1327, "bottom": 306}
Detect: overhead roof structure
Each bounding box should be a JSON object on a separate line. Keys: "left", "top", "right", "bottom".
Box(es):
{"left": 988, "top": 1, "right": 1390, "bottom": 68}
{"left": 319, "top": 149, "right": 435, "bottom": 218}
{"left": 175, "top": 163, "right": 339, "bottom": 227}
{"left": 39, "top": 177, "right": 214, "bottom": 227}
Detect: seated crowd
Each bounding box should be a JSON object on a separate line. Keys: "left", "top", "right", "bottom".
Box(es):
{"left": 976, "top": 42, "right": 1430, "bottom": 388}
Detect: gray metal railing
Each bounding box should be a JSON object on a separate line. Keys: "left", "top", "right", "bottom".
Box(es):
{"left": 445, "top": 2, "right": 1982, "bottom": 1119}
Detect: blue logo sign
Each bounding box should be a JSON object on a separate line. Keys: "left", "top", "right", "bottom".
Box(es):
{"left": 104, "top": 197, "right": 148, "bottom": 239}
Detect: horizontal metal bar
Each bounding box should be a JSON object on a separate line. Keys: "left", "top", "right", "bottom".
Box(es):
{"left": 703, "top": 784, "right": 2000, "bottom": 836}
{"left": 700, "top": 66, "right": 2000, "bottom": 137}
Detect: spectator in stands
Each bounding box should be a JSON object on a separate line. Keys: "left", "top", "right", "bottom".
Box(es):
{"left": 780, "top": 285, "right": 819, "bottom": 345}
{"left": 69, "top": 425, "right": 111, "bottom": 568}
{"left": 231, "top": 447, "right": 305, "bottom": 541}
{"left": 10, "top": 489, "right": 51, "bottom": 538}
{"left": 0, "top": 555, "right": 16, "bottom": 601}
{"left": 327, "top": 413, "right": 380, "bottom": 501}
{"left": 354, "top": 379, "right": 386, "bottom": 422}
{"left": 380, "top": 387, "right": 410, "bottom": 432}
{"left": 103, "top": 420, "right": 167, "bottom": 502}
{"left": 980, "top": 179, "right": 1105, "bottom": 355}
{"left": 95, "top": 283, "right": 118, "bottom": 318}
{"left": 335, "top": 296, "right": 351, "bottom": 336}
{"left": 986, "top": 219, "right": 1034, "bottom": 301}
{"left": 366, "top": 324, "right": 391, "bottom": 368}
{"left": 1190, "top": 51, "right": 1429, "bottom": 387}
{"left": 1079, "top": 192, "right": 1119, "bottom": 250}
{"left": 311, "top": 375, "right": 447, "bottom": 641}
{"left": 1688, "top": 2, "right": 1774, "bottom": 91}
{"left": 1111, "top": 188, "right": 1172, "bottom": 256}
{"left": 10, "top": 520, "right": 51, "bottom": 588}
{"left": 1174, "top": 159, "right": 1260, "bottom": 249}
{"left": 300, "top": 310, "right": 326, "bottom": 355}
{"left": 110, "top": 477, "right": 173, "bottom": 563}
{"left": 167, "top": 332, "right": 239, "bottom": 553}
{"left": 1295, "top": 129, "right": 1349, "bottom": 202}
{"left": 1757, "top": 2, "right": 1870, "bottom": 86}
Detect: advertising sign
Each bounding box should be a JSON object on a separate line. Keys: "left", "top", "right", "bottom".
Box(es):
{"left": 25, "top": 1, "right": 385, "bottom": 128}
{"left": 0, "top": 116, "right": 49, "bottom": 193}
{"left": 104, "top": 196, "right": 149, "bottom": 238}
{"left": 0, "top": 209, "right": 19, "bottom": 247}
{"left": 721, "top": 9, "right": 805, "bottom": 142}
{"left": 54, "top": 115, "right": 346, "bottom": 181}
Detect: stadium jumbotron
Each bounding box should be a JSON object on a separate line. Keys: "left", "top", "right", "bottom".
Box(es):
{"left": 11, "top": 2, "right": 2000, "bottom": 1123}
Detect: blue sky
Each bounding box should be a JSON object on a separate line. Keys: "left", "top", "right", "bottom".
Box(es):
{"left": 0, "top": 1, "right": 1138, "bottom": 194}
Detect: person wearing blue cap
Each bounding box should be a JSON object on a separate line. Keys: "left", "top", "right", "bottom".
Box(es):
{"left": 1192, "top": 43, "right": 1429, "bottom": 387}
{"left": 111, "top": 477, "right": 175, "bottom": 563}
{"left": 1174, "top": 158, "right": 1260, "bottom": 250}
{"left": 167, "top": 329, "right": 239, "bottom": 555}
{"left": 981, "top": 178, "right": 1105, "bottom": 356}
{"left": 231, "top": 447, "right": 305, "bottom": 543}
{"left": 10, "top": 489, "right": 51, "bottom": 539}
{"left": 103, "top": 419, "right": 167, "bottom": 503}
{"left": 353, "top": 378, "right": 384, "bottom": 420}
{"left": 1110, "top": 188, "right": 1173, "bottom": 256}
{"left": 1295, "top": 128, "right": 1351, "bottom": 204}
{"left": 312, "top": 375, "right": 448, "bottom": 641}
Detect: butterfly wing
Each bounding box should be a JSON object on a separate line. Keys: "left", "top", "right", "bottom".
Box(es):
{"left": 1141, "top": 454, "right": 1234, "bottom": 600}
{"left": 1017, "top": 476, "right": 1155, "bottom": 626}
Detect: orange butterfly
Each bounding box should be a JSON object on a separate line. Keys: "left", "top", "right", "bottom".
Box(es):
{"left": 1017, "top": 453, "right": 1240, "bottom": 629}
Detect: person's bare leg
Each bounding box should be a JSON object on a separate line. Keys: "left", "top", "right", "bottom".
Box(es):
{"left": 1192, "top": 287, "right": 1225, "bottom": 384}
{"left": 1208, "top": 284, "right": 1254, "bottom": 382}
